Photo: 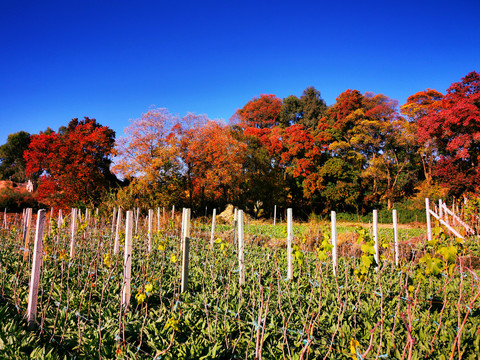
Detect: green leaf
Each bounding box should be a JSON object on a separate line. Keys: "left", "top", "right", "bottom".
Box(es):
{"left": 361, "top": 243, "right": 375, "bottom": 255}
{"left": 437, "top": 245, "right": 457, "bottom": 264}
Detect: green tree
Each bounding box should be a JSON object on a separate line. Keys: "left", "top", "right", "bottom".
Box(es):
{"left": 0, "top": 131, "right": 31, "bottom": 182}
{"left": 299, "top": 86, "right": 327, "bottom": 129}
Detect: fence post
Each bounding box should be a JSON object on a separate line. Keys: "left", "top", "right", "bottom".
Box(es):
{"left": 157, "top": 207, "right": 161, "bottom": 233}
{"left": 114, "top": 208, "right": 123, "bottom": 254}
{"left": 287, "top": 208, "right": 293, "bottom": 281}
{"left": 70, "top": 208, "right": 77, "bottom": 258}
{"left": 373, "top": 210, "right": 379, "bottom": 268}
{"left": 393, "top": 209, "right": 399, "bottom": 266}
{"left": 22, "top": 208, "right": 32, "bottom": 261}
{"left": 27, "top": 209, "right": 46, "bottom": 329}
{"left": 425, "top": 198, "right": 432, "bottom": 241}
{"left": 148, "top": 209, "right": 153, "bottom": 252}
{"left": 331, "top": 211, "right": 337, "bottom": 276}
{"left": 238, "top": 210, "right": 245, "bottom": 285}
{"left": 121, "top": 210, "right": 133, "bottom": 308}
{"left": 273, "top": 205, "right": 277, "bottom": 226}
{"left": 181, "top": 209, "right": 191, "bottom": 293}
{"left": 439, "top": 199, "right": 443, "bottom": 219}
{"left": 210, "top": 208, "right": 216, "bottom": 248}
{"left": 171, "top": 205, "right": 175, "bottom": 220}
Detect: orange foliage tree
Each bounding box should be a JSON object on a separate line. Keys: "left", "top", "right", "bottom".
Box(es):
{"left": 176, "top": 119, "right": 246, "bottom": 208}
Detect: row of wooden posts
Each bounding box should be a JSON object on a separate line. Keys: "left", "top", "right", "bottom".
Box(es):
{"left": 22, "top": 198, "right": 471, "bottom": 328}
{"left": 23, "top": 205, "right": 403, "bottom": 328}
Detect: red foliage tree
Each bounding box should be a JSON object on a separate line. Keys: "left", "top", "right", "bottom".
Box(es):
{"left": 24, "top": 118, "right": 116, "bottom": 209}
{"left": 236, "top": 94, "right": 282, "bottom": 129}
{"left": 417, "top": 71, "right": 480, "bottom": 195}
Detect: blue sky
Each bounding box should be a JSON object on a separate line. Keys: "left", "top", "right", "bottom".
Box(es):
{"left": 0, "top": 0, "right": 479, "bottom": 144}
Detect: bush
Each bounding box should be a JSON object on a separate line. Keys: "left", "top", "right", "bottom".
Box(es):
{"left": 0, "top": 186, "right": 40, "bottom": 212}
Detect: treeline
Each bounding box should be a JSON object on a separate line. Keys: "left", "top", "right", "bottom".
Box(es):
{"left": 0, "top": 71, "right": 479, "bottom": 217}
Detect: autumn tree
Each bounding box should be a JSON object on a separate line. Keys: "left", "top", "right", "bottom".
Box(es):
{"left": 113, "top": 108, "right": 184, "bottom": 208}
{"left": 417, "top": 71, "right": 480, "bottom": 195}
{"left": 175, "top": 119, "right": 246, "bottom": 209}
{"left": 0, "top": 131, "right": 31, "bottom": 182}
{"left": 236, "top": 94, "right": 282, "bottom": 129}
{"left": 24, "top": 117, "right": 116, "bottom": 209}
{"left": 400, "top": 89, "right": 443, "bottom": 185}
{"left": 327, "top": 90, "right": 417, "bottom": 209}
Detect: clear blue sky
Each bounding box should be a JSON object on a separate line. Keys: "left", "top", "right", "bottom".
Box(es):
{"left": 0, "top": 0, "right": 479, "bottom": 144}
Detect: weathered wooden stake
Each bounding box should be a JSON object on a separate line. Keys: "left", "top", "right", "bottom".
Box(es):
{"left": 238, "top": 210, "right": 245, "bottom": 285}
{"left": 27, "top": 209, "right": 46, "bottom": 329}
{"left": 135, "top": 207, "right": 140, "bottom": 234}
{"left": 70, "top": 208, "right": 77, "bottom": 258}
{"left": 331, "top": 211, "right": 337, "bottom": 276}
{"left": 233, "top": 208, "right": 238, "bottom": 246}
{"left": 171, "top": 205, "right": 175, "bottom": 220}
{"left": 210, "top": 208, "right": 216, "bottom": 247}
{"left": 287, "top": 208, "right": 293, "bottom": 281}
{"left": 22, "top": 208, "right": 33, "bottom": 261}
{"left": 111, "top": 207, "right": 117, "bottom": 233}
{"left": 393, "top": 209, "right": 399, "bottom": 266}
{"left": 273, "top": 205, "right": 277, "bottom": 226}
{"left": 121, "top": 210, "right": 133, "bottom": 308}
{"left": 425, "top": 198, "right": 432, "bottom": 241}
{"left": 373, "top": 209, "right": 379, "bottom": 267}
{"left": 148, "top": 209, "right": 153, "bottom": 252}
{"left": 114, "top": 208, "right": 123, "bottom": 254}
{"left": 57, "top": 209, "right": 62, "bottom": 244}
{"left": 157, "top": 207, "right": 161, "bottom": 233}
{"left": 181, "top": 208, "right": 191, "bottom": 293}
{"left": 180, "top": 208, "right": 186, "bottom": 251}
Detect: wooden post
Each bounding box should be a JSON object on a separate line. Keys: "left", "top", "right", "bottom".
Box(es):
{"left": 148, "top": 209, "right": 153, "bottom": 252}
{"left": 135, "top": 207, "right": 140, "bottom": 234}
{"left": 331, "top": 211, "right": 337, "bottom": 276}
{"left": 57, "top": 209, "right": 62, "bottom": 244}
{"left": 273, "top": 205, "right": 277, "bottom": 226}
{"left": 22, "top": 208, "right": 33, "bottom": 261}
{"left": 180, "top": 208, "right": 186, "bottom": 251}
{"left": 393, "top": 209, "right": 399, "bottom": 266}
{"left": 287, "top": 208, "right": 293, "bottom": 281}
{"left": 181, "top": 208, "right": 191, "bottom": 293}
{"left": 373, "top": 210, "right": 379, "bottom": 267}
{"left": 210, "top": 208, "right": 216, "bottom": 247}
{"left": 70, "top": 208, "right": 77, "bottom": 258}
{"left": 238, "top": 210, "right": 245, "bottom": 285}
{"left": 111, "top": 207, "right": 117, "bottom": 233}
{"left": 121, "top": 211, "right": 133, "bottom": 308}
{"left": 439, "top": 199, "right": 443, "bottom": 219}
{"left": 171, "top": 205, "right": 175, "bottom": 220}
{"left": 85, "top": 208, "right": 90, "bottom": 226}
{"left": 157, "top": 207, "right": 160, "bottom": 233}
{"left": 114, "top": 208, "right": 123, "bottom": 254}
{"left": 426, "top": 198, "right": 432, "bottom": 241}
{"left": 27, "top": 209, "right": 46, "bottom": 329}
{"left": 233, "top": 208, "right": 238, "bottom": 246}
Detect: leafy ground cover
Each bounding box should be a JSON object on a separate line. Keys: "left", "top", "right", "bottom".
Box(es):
{"left": 0, "top": 212, "right": 478, "bottom": 359}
